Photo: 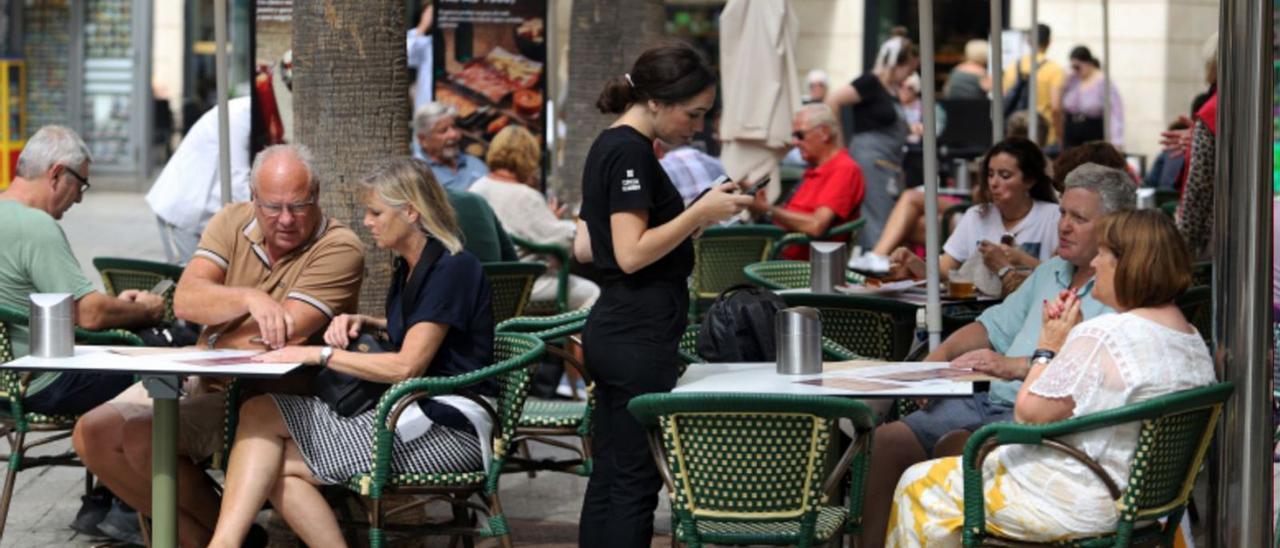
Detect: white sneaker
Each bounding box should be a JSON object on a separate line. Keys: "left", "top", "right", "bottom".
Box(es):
{"left": 848, "top": 253, "right": 891, "bottom": 273}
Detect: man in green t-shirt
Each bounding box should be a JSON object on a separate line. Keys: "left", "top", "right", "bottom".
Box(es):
{"left": 0, "top": 125, "right": 165, "bottom": 416}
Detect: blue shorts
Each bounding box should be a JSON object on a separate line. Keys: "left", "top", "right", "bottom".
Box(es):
{"left": 901, "top": 393, "right": 1014, "bottom": 455}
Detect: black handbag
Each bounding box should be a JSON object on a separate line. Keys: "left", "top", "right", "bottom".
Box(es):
{"left": 313, "top": 238, "right": 445, "bottom": 417}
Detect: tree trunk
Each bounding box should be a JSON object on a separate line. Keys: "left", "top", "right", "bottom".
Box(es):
{"left": 293, "top": 1, "right": 409, "bottom": 316}
{"left": 554, "top": 0, "right": 664, "bottom": 204}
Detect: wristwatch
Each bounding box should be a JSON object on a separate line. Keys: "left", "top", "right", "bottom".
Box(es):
{"left": 1031, "top": 348, "right": 1056, "bottom": 366}
{"left": 997, "top": 265, "right": 1013, "bottom": 279}
{"left": 317, "top": 345, "right": 334, "bottom": 367}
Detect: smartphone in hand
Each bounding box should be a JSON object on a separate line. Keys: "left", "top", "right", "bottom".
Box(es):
{"left": 690, "top": 174, "right": 733, "bottom": 205}
{"left": 150, "top": 278, "right": 176, "bottom": 295}
{"left": 741, "top": 176, "right": 771, "bottom": 195}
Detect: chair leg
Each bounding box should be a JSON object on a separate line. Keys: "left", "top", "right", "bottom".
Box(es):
{"left": 368, "top": 497, "right": 384, "bottom": 548}
{"left": 0, "top": 431, "right": 26, "bottom": 540}
{"left": 84, "top": 469, "right": 95, "bottom": 497}
{"left": 518, "top": 440, "right": 536, "bottom": 479}
{"left": 487, "top": 493, "right": 512, "bottom": 548}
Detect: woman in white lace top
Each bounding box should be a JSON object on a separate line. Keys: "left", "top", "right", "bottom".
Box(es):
{"left": 886, "top": 209, "right": 1215, "bottom": 545}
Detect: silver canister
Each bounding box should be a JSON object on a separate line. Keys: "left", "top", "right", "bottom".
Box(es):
{"left": 775, "top": 306, "right": 822, "bottom": 375}
{"left": 809, "top": 241, "right": 847, "bottom": 294}
{"left": 29, "top": 293, "right": 74, "bottom": 358}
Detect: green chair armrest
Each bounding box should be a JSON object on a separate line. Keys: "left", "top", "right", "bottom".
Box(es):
{"left": 511, "top": 236, "right": 571, "bottom": 313}
{"left": 769, "top": 218, "right": 866, "bottom": 260}
{"left": 496, "top": 307, "right": 590, "bottom": 334}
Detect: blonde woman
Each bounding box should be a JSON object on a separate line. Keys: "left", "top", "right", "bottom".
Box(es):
{"left": 470, "top": 125, "right": 600, "bottom": 310}
{"left": 944, "top": 39, "right": 991, "bottom": 99}
{"left": 208, "top": 158, "right": 496, "bottom": 548}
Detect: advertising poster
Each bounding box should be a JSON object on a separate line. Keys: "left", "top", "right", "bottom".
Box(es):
{"left": 433, "top": 0, "right": 547, "bottom": 162}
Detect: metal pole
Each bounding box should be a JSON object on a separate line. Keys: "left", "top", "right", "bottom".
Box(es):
{"left": 918, "top": 0, "right": 941, "bottom": 350}
{"left": 215, "top": 0, "right": 231, "bottom": 205}
{"left": 1210, "top": 0, "right": 1274, "bottom": 546}
{"left": 1026, "top": 0, "right": 1039, "bottom": 143}
{"left": 989, "top": 0, "right": 1003, "bottom": 142}
{"left": 1101, "top": 0, "right": 1110, "bottom": 145}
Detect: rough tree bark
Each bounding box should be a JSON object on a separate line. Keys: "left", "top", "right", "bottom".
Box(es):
{"left": 554, "top": 0, "right": 665, "bottom": 205}
{"left": 293, "top": 1, "right": 409, "bottom": 316}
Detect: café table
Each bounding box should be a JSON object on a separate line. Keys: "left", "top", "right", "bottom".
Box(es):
{"left": 675, "top": 360, "right": 987, "bottom": 398}
{"left": 2, "top": 346, "right": 301, "bottom": 548}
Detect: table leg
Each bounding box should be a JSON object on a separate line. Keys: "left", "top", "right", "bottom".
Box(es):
{"left": 143, "top": 375, "right": 183, "bottom": 548}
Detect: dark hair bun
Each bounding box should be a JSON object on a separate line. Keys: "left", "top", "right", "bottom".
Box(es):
{"left": 596, "top": 75, "right": 636, "bottom": 114}
{"left": 596, "top": 42, "right": 716, "bottom": 115}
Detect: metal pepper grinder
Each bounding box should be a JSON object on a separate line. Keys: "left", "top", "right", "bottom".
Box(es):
{"left": 29, "top": 293, "right": 74, "bottom": 358}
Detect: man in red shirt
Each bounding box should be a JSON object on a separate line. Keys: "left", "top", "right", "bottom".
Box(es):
{"left": 749, "top": 103, "right": 865, "bottom": 260}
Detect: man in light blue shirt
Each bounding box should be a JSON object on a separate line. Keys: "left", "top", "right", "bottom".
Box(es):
{"left": 413, "top": 101, "right": 489, "bottom": 191}
{"left": 857, "top": 163, "right": 1136, "bottom": 546}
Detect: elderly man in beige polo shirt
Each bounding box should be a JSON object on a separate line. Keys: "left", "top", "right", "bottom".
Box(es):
{"left": 73, "top": 144, "right": 365, "bottom": 548}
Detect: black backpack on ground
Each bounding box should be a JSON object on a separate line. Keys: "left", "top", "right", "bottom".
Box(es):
{"left": 697, "top": 285, "right": 787, "bottom": 363}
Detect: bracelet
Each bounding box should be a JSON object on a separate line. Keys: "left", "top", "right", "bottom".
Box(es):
{"left": 1030, "top": 348, "right": 1056, "bottom": 366}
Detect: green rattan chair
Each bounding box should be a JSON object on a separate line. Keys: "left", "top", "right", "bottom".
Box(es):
{"left": 510, "top": 236, "right": 571, "bottom": 315}
{"left": 482, "top": 262, "right": 548, "bottom": 324}
{"left": 628, "top": 392, "right": 878, "bottom": 547}
{"left": 497, "top": 308, "right": 594, "bottom": 476}
{"left": 691, "top": 225, "right": 785, "bottom": 311}
{"left": 0, "top": 302, "right": 144, "bottom": 539}
{"left": 340, "top": 332, "right": 544, "bottom": 548}
{"left": 780, "top": 293, "right": 917, "bottom": 362}
{"left": 93, "top": 256, "right": 185, "bottom": 321}
{"left": 961, "top": 382, "right": 1234, "bottom": 547}
{"left": 769, "top": 218, "right": 866, "bottom": 261}
{"left": 742, "top": 260, "right": 866, "bottom": 291}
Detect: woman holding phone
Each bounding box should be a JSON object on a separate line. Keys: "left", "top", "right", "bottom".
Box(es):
{"left": 574, "top": 43, "right": 752, "bottom": 547}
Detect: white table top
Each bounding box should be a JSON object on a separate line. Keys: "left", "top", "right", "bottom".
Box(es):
{"left": 777, "top": 286, "right": 1001, "bottom": 307}
{"left": 674, "top": 361, "right": 982, "bottom": 398}
{"left": 2, "top": 346, "right": 303, "bottom": 379}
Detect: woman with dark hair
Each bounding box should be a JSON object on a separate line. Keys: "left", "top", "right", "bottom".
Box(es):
{"left": 1053, "top": 46, "right": 1125, "bottom": 150}
{"left": 574, "top": 43, "right": 752, "bottom": 547}
{"left": 887, "top": 210, "right": 1214, "bottom": 545}
{"left": 888, "top": 137, "right": 1060, "bottom": 291}
{"left": 826, "top": 35, "right": 921, "bottom": 250}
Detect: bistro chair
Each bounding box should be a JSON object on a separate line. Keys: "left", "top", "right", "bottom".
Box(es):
{"left": 510, "top": 236, "right": 571, "bottom": 316}
{"left": 961, "top": 382, "right": 1233, "bottom": 547}
{"left": 768, "top": 218, "right": 865, "bottom": 261}
{"left": 482, "top": 262, "right": 547, "bottom": 324}
{"left": 0, "top": 302, "right": 144, "bottom": 540}
{"left": 339, "top": 332, "right": 543, "bottom": 547}
{"left": 93, "top": 256, "right": 185, "bottom": 321}
{"left": 628, "top": 392, "right": 878, "bottom": 547}
{"left": 497, "top": 308, "right": 594, "bottom": 477}
{"left": 690, "top": 225, "right": 785, "bottom": 316}
{"left": 742, "top": 260, "right": 866, "bottom": 291}
{"left": 781, "top": 293, "right": 917, "bottom": 362}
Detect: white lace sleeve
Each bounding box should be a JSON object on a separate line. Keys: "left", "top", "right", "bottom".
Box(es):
{"left": 1028, "top": 324, "right": 1119, "bottom": 413}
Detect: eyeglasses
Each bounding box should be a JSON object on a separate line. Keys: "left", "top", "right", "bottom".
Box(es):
{"left": 792, "top": 128, "right": 813, "bottom": 141}
{"left": 255, "top": 198, "right": 316, "bottom": 218}
{"left": 62, "top": 166, "right": 90, "bottom": 194}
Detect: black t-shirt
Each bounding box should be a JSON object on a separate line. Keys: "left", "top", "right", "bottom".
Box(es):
{"left": 851, "top": 73, "right": 900, "bottom": 134}
{"left": 579, "top": 125, "right": 693, "bottom": 285}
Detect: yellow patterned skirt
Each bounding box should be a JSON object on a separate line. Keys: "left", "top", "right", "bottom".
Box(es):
{"left": 885, "top": 456, "right": 1077, "bottom": 547}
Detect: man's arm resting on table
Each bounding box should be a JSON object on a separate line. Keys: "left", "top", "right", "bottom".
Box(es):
{"left": 769, "top": 205, "right": 836, "bottom": 238}
{"left": 76, "top": 291, "right": 164, "bottom": 331}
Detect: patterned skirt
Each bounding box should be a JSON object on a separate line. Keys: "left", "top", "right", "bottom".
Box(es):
{"left": 886, "top": 456, "right": 1076, "bottom": 547}
{"left": 271, "top": 394, "right": 483, "bottom": 486}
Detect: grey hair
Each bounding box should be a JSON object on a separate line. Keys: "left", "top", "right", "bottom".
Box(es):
{"left": 1063, "top": 163, "right": 1137, "bottom": 214}
{"left": 413, "top": 102, "right": 457, "bottom": 137}
{"left": 797, "top": 103, "right": 842, "bottom": 144}
{"left": 250, "top": 144, "right": 320, "bottom": 195}
{"left": 16, "top": 125, "right": 91, "bottom": 179}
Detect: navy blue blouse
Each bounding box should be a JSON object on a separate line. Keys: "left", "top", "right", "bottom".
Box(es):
{"left": 385, "top": 244, "right": 496, "bottom": 429}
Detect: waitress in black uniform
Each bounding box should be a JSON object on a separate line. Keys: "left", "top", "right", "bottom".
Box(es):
{"left": 574, "top": 44, "right": 753, "bottom": 547}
